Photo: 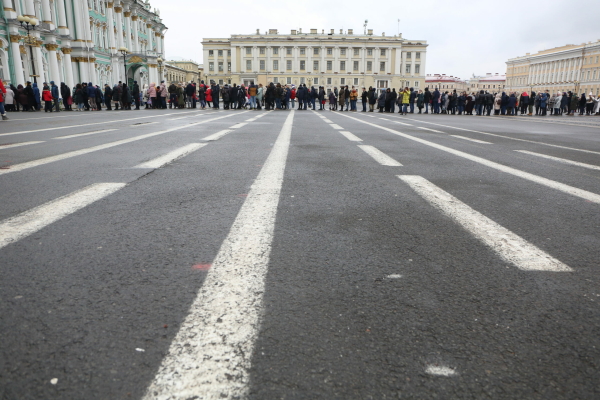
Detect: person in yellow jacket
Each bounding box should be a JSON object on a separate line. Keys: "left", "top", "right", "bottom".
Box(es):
{"left": 349, "top": 87, "right": 358, "bottom": 111}
{"left": 400, "top": 87, "right": 410, "bottom": 115}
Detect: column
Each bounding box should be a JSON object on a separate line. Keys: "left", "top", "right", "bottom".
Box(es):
{"left": 106, "top": 3, "right": 116, "bottom": 53}
{"left": 62, "top": 47, "right": 74, "bottom": 87}
{"left": 374, "top": 47, "right": 379, "bottom": 77}
{"left": 320, "top": 45, "right": 325, "bottom": 73}
{"left": 145, "top": 23, "right": 152, "bottom": 52}
{"left": 394, "top": 48, "right": 401, "bottom": 75}
{"left": 154, "top": 31, "right": 161, "bottom": 54}
{"left": 266, "top": 46, "right": 270, "bottom": 76}
{"left": 10, "top": 36, "right": 25, "bottom": 85}
{"left": 72, "top": 0, "right": 86, "bottom": 41}
{"left": 41, "top": 0, "right": 54, "bottom": 28}
{"left": 3, "top": 0, "right": 17, "bottom": 19}
{"left": 387, "top": 46, "right": 392, "bottom": 75}
{"left": 361, "top": 47, "right": 366, "bottom": 73}
{"left": 231, "top": 45, "right": 237, "bottom": 73}
{"left": 149, "top": 63, "right": 157, "bottom": 84}
{"left": 253, "top": 46, "right": 258, "bottom": 75}
{"left": 161, "top": 35, "right": 165, "bottom": 56}
{"left": 46, "top": 44, "right": 60, "bottom": 82}
{"left": 78, "top": 58, "right": 89, "bottom": 83}
{"left": 123, "top": 10, "right": 132, "bottom": 50}
{"left": 24, "top": 0, "right": 36, "bottom": 17}
{"left": 279, "top": 46, "right": 284, "bottom": 76}
{"left": 132, "top": 16, "right": 139, "bottom": 52}
{"left": 56, "top": 0, "right": 68, "bottom": 35}
{"left": 306, "top": 46, "right": 312, "bottom": 77}
{"left": 114, "top": 6, "right": 124, "bottom": 48}
{"left": 333, "top": 46, "right": 340, "bottom": 73}
{"left": 33, "top": 44, "right": 45, "bottom": 83}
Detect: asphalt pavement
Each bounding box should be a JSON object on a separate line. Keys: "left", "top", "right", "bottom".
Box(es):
{"left": 0, "top": 107, "right": 599, "bottom": 399}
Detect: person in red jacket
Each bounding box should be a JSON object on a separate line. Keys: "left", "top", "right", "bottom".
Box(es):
{"left": 42, "top": 84, "right": 53, "bottom": 112}
{"left": 290, "top": 85, "right": 297, "bottom": 109}
{"left": 0, "top": 79, "right": 7, "bottom": 120}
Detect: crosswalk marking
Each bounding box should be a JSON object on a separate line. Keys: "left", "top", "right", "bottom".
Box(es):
{"left": 339, "top": 131, "right": 363, "bottom": 142}
{"left": 0, "top": 183, "right": 125, "bottom": 250}
{"left": 0, "top": 114, "right": 235, "bottom": 176}
{"left": 135, "top": 143, "right": 207, "bottom": 169}
{"left": 398, "top": 175, "right": 572, "bottom": 272}
{"left": 53, "top": 129, "right": 118, "bottom": 139}
{"left": 450, "top": 135, "right": 492, "bottom": 144}
{"left": 341, "top": 114, "right": 600, "bottom": 204}
{"left": 515, "top": 150, "right": 600, "bottom": 171}
{"left": 0, "top": 141, "right": 45, "bottom": 149}
{"left": 144, "top": 111, "right": 295, "bottom": 399}
{"left": 358, "top": 145, "right": 403, "bottom": 166}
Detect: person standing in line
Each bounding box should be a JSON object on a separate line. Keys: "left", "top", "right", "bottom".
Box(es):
{"left": 519, "top": 92, "right": 529, "bottom": 115}
{"left": 132, "top": 81, "right": 140, "bottom": 110}
{"left": 60, "top": 82, "right": 72, "bottom": 111}
{"left": 24, "top": 82, "right": 35, "bottom": 111}
{"left": 248, "top": 82, "right": 257, "bottom": 109}
{"left": 554, "top": 92, "right": 563, "bottom": 115}
{"left": 384, "top": 88, "right": 392, "bottom": 112}
{"left": 3, "top": 82, "right": 14, "bottom": 113}
{"left": 32, "top": 82, "right": 41, "bottom": 110}
{"left": 42, "top": 84, "right": 53, "bottom": 112}
{"left": 349, "top": 87, "right": 357, "bottom": 111}
{"left": 361, "top": 87, "right": 368, "bottom": 112}
{"left": 0, "top": 79, "right": 8, "bottom": 120}
{"left": 343, "top": 86, "right": 350, "bottom": 111}
{"left": 148, "top": 82, "right": 157, "bottom": 109}
{"left": 50, "top": 81, "right": 60, "bottom": 112}
{"left": 409, "top": 87, "right": 416, "bottom": 113}
{"left": 185, "top": 82, "right": 195, "bottom": 108}
{"left": 377, "top": 89, "right": 386, "bottom": 112}
{"left": 400, "top": 87, "right": 410, "bottom": 115}
{"left": 205, "top": 84, "right": 213, "bottom": 108}
{"left": 212, "top": 82, "right": 220, "bottom": 109}
{"left": 416, "top": 89, "right": 424, "bottom": 114}
{"left": 423, "top": 87, "right": 431, "bottom": 113}
{"left": 329, "top": 90, "right": 336, "bottom": 111}
{"left": 104, "top": 84, "right": 112, "bottom": 110}
{"left": 256, "top": 83, "right": 263, "bottom": 110}
{"left": 95, "top": 85, "right": 103, "bottom": 111}
{"left": 368, "top": 87, "right": 376, "bottom": 112}
{"left": 319, "top": 86, "right": 326, "bottom": 110}
{"left": 389, "top": 88, "right": 397, "bottom": 113}
{"left": 458, "top": 92, "right": 467, "bottom": 115}
{"left": 539, "top": 91, "right": 548, "bottom": 116}
{"left": 159, "top": 81, "right": 168, "bottom": 109}
{"left": 432, "top": 87, "right": 440, "bottom": 114}
{"left": 465, "top": 92, "right": 475, "bottom": 115}
{"left": 338, "top": 87, "right": 346, "bottom": 111}
{"left": 333, "top": 86, "right": 338, "bottom": 111}
{"left": 560, "top": 92, "right": 569, "bottom": 115}
{"left": 290, "top": 85, "right": 296, "bottom": 109}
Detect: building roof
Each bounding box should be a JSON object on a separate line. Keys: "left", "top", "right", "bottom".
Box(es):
{"left": 425, "top": 74, "right": 465, "bottom": 83}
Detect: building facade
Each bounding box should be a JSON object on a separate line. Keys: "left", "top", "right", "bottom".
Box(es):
{"left": 164, "top": 59, "right": 200, "bottom": 83}
{"left": 468, "top": 73, "right": 505, "bottom": 93}
{"left": 0, "top": 0, "right": 167, "bottom": 88}
{"left": 202, "top": 28, "right": 428, "bottom": 90}
{"left": 425, "top": 74, "right": 467, "bottom": 92}
{"left": 505, "top": 40, "right": 600, "bottom": 95}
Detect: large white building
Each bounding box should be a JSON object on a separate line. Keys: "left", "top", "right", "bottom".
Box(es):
{"left": 0, "top": 0, "right": 167, "bottom": 88}
{"left": 202, "top": 28, "right": 428, "bottom": 90}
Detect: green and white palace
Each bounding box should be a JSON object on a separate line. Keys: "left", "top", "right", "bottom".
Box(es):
{"left": 0, "top": 0, "right": 167, "bottom": 87}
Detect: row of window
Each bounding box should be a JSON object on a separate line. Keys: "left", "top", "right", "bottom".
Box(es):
{"left": 210, "top": 77, "right": 422, "bottom": 89}
{"left": 208, "top": 49, "right": 421, "bottom": 58}
{"left": 508, "top": 68, "right": 599, "bottom": 86}
{"left": 209, "top": 60, "right": 421, "bottom": 74}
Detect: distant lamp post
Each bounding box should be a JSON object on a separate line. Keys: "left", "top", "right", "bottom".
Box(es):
{"left": 17, "top": 15, "right": 39, "bottom": 83}
{"left": 118, "top": 47, "right": 129, "bottom": 84}
{"left": 157, "top": 57, "right": 163, "bottom": 82}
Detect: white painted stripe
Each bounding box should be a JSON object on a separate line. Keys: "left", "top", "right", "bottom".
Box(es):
{"left": 398, "top": 175, "right": 572, "bottom": 271}
{"left": 322, "top": 119, "right": 333, "bottom": 123}
{"left": 418, "top": 127, "right": 444, "bottom": 133}
{"left": 358, "top": 145, "right": 403, "bottom": 166}
{"left": 245, "top": 118, "right": 257, "bottom": 122}
{"left": 339, "top": 131, "right": 363, "bottom": 142}
{"left": 201, "top": 129, "right": 232, "bottom": 141}
{"left": 0, "top": 110, "right": 200, "bottom": 137}
{"left": 0, "top": 114, "right": 234, "bottom": 175}
{"left": 340, "top": 114, "right": 600, "bottom": 204}
{"left": 143, "top": 111, "right": 295, "bottom": 399}
{"left": 53, "top": 129, "right": 118, "bottom": 139}
{"left": 135, "top": 143, "right": 207, "bottom": 169}
{"left": 0, "top": 183, "right": 125, "bottom": 250}
{"left": 402, "top": 118, "right": 600, "bottom": 155}
{"left": 386, "top": 274, "right": 403, "bottom": 279}
{"left": 229, "top": 122, "right": 247, "bottom": 129}
{"left": 0, "top": 141, "right": 45, "bottom": 149}
{"left": 131, "top": 121, "right": 159, "bottom": 126}
{"left": 425, "top": 365, "right": 456, "bottom": 376}
{"left": 329, "top": 124, "right": 343, "bottom": 130}
{"left": 515, "top": 150, "right": 600, "bottom": 171}
{"left": 393, "top": 121, "right": 413, "bottom": 126}
{"left": 450, "top": 135, "right": 492, "bottom": 144}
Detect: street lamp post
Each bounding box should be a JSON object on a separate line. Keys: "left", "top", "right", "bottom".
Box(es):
{"left": 118, "top": 47, "right": 129, "bottom": 84}
{"left": 17, "top": 15, "right": 39, "bottom": 84}
{"left": 157, "top": 57, "right": 163, "bottom": 82}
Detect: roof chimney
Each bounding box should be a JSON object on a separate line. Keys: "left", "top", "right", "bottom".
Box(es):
{"left": 348, "top": 29, "right": 353, "bottom": 35}
{"left": 330, "top": 29, "right": 334, "bottom": 34}
{"left": 310, "top": 29, "right": 317, "bottom": 34}
{"left": 268, "top": 29, "right": 278, "bottom": 34}
{"left": 367, "top": 29, "right": 373, "bottom": 35}
{"left": 291, "top": 29, "right": 297, "bottom": 35}
{"left": 256, "top": 29, "right": 260, "bottom": 34}
{"left": 340, "top": 29, "right": 343, "bottom": 34}
{"left": 382, "top": 32, "right": 385, "bottom": 36}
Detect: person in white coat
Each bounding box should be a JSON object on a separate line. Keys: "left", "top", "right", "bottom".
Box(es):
{"left": 554, "top": 92, "right": 562, "bottom": 115}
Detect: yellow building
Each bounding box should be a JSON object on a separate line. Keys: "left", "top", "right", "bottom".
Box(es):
{"left": 468, "top": 73, "right": 505, "bottom": 93}
{"left": 506, "top": 40, "right": 600, "bottom": 95}
{"left": 425, "top": 74, "right": 468, "bottom": 92}
{"left": 165, "top": 59, "right": 201, "bottom": 83}
{"left": 202, "top": 28, "right": 428, "bottom": 90}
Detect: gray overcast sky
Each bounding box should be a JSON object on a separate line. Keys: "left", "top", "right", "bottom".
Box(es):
{"left": 152, "top": 0, "right": 600, "bottom": 80}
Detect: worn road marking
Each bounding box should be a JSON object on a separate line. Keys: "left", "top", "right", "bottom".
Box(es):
{"left": 425, "top": 365, "right": 456, "bottom": 376}
{"left": 418, "top": 127, "right": 444, "bottom": 133}
{"left": 340, "top": 114, "right": 600, "bottom": 204}
{"left": 229, "top": 122, "right": 247, "bottom": 129}
{"left": 135, "top": 143, "right": 207, "bottom": 169}
{"left": 329, "top": 124, "right": 343, "bottom": 130}
{"left": 144, "top": 111, "right": 295, "bottom": 400}
{"left": 201, "top": 130, "right": 232, "bottom": 141}
{"left": 339, "top": 131, "right": 363, "bottom": 142}
{"left": 0, "top": 183, "right": 125, "bottom": 250}
{"left": 398, "top": 175, "right": 572, "bottom": 271}
{"left": 322, "top": 118, "right": 333, "bottom": 123}
{"left": 0, "top": 114, "right": 234, "bottom": 175}
{"left": 54, "top": 129, "right": 118, "bottom": 139}
{"left": 358, "top": 145, "right": 402, "bottom": 166}
{"left": 0, "top": 110, "right": 201, "bottom": 137}
{"left": 450, "top": 135, "right": 492, "bottom": 144}
{"left": 0, "top": 141, "right": 45, "bottom": 149}
{"left": 515, "top": 150, "right": 600, "bottom": 171}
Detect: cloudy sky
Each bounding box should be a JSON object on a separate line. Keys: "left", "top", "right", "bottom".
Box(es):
{"left": 152, "top": 0, "right": 600, "bottom": 80}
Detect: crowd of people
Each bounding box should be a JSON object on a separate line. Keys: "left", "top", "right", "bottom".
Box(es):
{"left": 2, "top": 77, "right": 600, "bottom": 121}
